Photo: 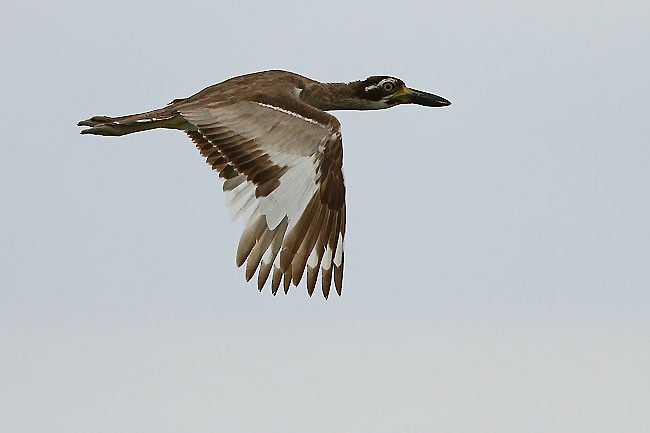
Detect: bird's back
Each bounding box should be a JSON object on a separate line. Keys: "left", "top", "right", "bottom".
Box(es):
{"left": 173, "top": 70, "right": 318, "bottom": 108}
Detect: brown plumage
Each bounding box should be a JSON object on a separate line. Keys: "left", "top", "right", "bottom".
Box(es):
{"left": 78, "top": 70, "right": 450, "bottom": 298}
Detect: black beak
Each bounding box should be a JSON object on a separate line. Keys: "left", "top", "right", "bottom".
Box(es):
{"left": 402, "top": 87, "right": 451, "bottom": 107}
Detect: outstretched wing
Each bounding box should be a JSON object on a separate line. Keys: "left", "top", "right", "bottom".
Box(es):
{"left": 181, "top": 100, "right": 346, "bottom": 298}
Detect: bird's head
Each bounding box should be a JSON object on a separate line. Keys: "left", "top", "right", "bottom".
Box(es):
{"left": 357, "top": 76, "right": 451, "bottom": 109}
{"left": 298, "top": 75, "right": 451, "bottom": 111}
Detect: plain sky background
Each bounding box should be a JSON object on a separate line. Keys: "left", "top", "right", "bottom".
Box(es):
{"left": 2, "top": 1, "right": 649, "bottom": 432}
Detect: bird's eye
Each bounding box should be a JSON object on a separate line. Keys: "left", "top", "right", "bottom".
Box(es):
{"left": 382, "top": 82, "right": 395, "bottom": 92}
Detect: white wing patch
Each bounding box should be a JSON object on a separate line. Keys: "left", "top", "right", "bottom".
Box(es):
{"left": 255, "top": 102, "right": 324, "bottom": 127}
{"left": 226, "top": 178, "right": 256, "bottom": 220}
{"left": 223, "top": 142, "right": 324, "bottom": 231}
{"left": 258, "top": 152, "right": 320, "bottom": 230}
{"left": 333, "top": 233, "right": 344, "bottom": 267}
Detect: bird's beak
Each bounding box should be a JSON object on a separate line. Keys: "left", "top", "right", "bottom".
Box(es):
{"left": 389, "top": 87, "right": 451, "bottom": 107}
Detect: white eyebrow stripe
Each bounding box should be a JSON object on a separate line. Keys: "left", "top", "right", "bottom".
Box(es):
{"left": 365, "top": 77, "right": 397, "bottom": 92}
{"left": 255, "top": 102, "right": 324, "bottom": 127}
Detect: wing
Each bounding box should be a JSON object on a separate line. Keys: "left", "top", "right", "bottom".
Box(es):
{"left": 181, "top": 101, "right": 346, "bottom": 298}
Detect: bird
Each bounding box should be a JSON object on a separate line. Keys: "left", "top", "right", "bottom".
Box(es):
{"left": 78, "top": 70, "right": 451, "bottom": 298}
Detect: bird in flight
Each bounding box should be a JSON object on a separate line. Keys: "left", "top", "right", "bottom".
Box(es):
{"left": 78, "top": 70, "right": 451, "bottom": 298}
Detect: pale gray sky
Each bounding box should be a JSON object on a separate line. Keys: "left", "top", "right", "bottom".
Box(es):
{"left": 2, "top": 1, "right": 649, "bottom": 432}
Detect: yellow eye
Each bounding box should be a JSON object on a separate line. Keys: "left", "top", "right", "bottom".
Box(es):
{"left": 382, "top": 82, "right": 395, "bottom": 92}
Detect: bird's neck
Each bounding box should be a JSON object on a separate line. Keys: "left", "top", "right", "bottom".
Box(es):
{"left": 299, "top": 81, "right": 370, "bottom": 111}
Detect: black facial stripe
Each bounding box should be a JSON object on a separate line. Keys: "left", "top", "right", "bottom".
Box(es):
{"left": 364, "top": 86, "right": 384, "bottom": 101}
